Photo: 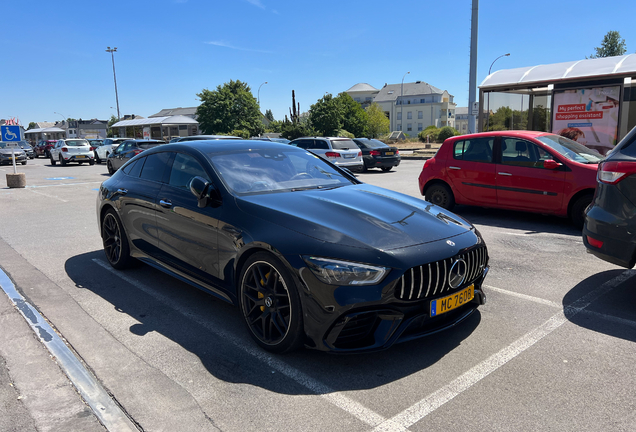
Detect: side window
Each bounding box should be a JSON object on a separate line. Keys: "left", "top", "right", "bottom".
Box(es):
{"left": 454, "top": 138, "right": 493, "bottom": 163}
{"left": 314, "top": 140, "right": 329, "bottom": 150}
{"left": 501, "top": 139, "right": 546, "bottom": 168}
{"left": 122, "top": 158, "right": 144, "bottom": 177}
{"left": 139, "top": 152, "right": 171, "bottom": 183}
{"left": 168, "top": 153, "right": 209, "bottom": 189}
{"left": 295, "top": 140, "right": 310, "bottom": 149}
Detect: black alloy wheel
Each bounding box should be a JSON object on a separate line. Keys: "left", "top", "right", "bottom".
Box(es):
{"left": 107, "top": 160, "right": 115, "bottom": 175}
{"left": 239, "top": 253, "right": 303, "bottom": 353}
{"left": 101, "top": 209, "right": 132, "bottom": 269}
{"left": 426, "top": 183, "right": 455, "bottom": 210}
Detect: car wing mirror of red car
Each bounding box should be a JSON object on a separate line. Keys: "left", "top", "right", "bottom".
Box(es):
{"left": 189, "top": 176, "right": 221, "bottom": 208}
{"left": 543, "top": 160, "right": 561, "bottom": 170}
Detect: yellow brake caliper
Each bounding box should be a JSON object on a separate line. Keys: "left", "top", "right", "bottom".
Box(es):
{"left": 259, "top": 272, "right": 270, "bottom": 311}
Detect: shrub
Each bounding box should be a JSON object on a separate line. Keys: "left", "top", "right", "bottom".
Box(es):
{"left": 418, "top": 126, "right": 439, "bottom": 143}
{"left": 230, "top": 129, "right": 250, "bottom": 139}
{"left": 438, "top": 126, "right": 459, "bottom": 142}
{"left": 335, "top": 129, "right": 354, "bottom": 138}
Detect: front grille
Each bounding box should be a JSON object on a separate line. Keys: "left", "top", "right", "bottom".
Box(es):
{"left": 395, "top": 246, "right": 487, "bottom": 301}
{"left": 333, "top": 313, "right": 379, "bottom": 349}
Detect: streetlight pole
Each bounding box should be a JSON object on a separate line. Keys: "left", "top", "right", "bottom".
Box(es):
{"left": 106, "top": 47, "right": 120, "bottom": 120}
{"left": 486, "top": 53, "right": 510, "bottom": 131}
{"left": 400, "top": 71, "right": 410, "bottom": 134}
{"left": 54, "top": 112, "right": 67, "bottom": 138}
{"left": 257, "top": 81, "right": 268, "bottom": 105}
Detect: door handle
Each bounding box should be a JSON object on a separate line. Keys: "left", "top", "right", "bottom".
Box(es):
{"left": 449, "top": 166, "right": 461, "bottom": 170}
{"left": 498, "top": 172, "right": 512, "bottom": 176}
{"left": 159, "top": 199, "right": 173, "bottom": 208}
{"left": 117, "top": 188, "right": 128, "bottom": 195}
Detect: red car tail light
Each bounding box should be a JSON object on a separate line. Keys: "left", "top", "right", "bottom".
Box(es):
{"left": 598, "top": 161, "right": 636, "bottom": 184}
{"left": 586, "top": 235, "right": 603, "bottom": 249}
{"left": 396, "top": 150, "right": 399, "bottom": 155}
{"left": 133, "top": 149, "right": 143, "bottom": 156}
{"left": 423, "top": 158, "right": 434, "bottom": 169}
{"left": 325, "top": 152, "right": 340, "bottom": 158}
{"left": 370, "top": 150, "right": 381, "bottom": 156}
{"left": 357, "top": 151, "right": 362, "bottom": 156}
{"left": 61, "top": 147, "right": 68, "bottom": 152}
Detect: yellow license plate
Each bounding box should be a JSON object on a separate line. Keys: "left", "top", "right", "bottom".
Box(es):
{"left": 76, "top": 155, "right": 86, "bottom": 158}
{"left": 430, "top": 285, "right": 474, "bottom": 317}
{"left": 385, "top": 152, "right": 394, "bottom": 155}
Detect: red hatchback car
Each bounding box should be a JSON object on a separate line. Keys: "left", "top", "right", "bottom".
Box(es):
{"left": 418, "top": 131, "right": 605, "bottom": 228}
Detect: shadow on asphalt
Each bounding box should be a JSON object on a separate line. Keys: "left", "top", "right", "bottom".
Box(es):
{"left": 65, "top": 250, "right": 481, "bottom": 394}
{"left": 563, "top": 269, "right": 636, "bottom": 343}
{"left": 450, "top": 205, "right": 581, "bottom": 237}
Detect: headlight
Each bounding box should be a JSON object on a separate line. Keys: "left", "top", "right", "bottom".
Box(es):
{"left": 302, "top": 256, "right": 389, "bottom": 286}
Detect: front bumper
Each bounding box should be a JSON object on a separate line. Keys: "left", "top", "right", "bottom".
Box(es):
{"left": 293, "top": 242, "right": 489, "bottom": 353}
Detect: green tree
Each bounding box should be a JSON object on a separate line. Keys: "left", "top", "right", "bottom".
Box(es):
{"left": 196, "top": 80, "right": 264, "bottom": 136}
{"left": 419, "top": 126, "right": 439, "bottom": 142}
{"left": 27, "top": 122, "right": 38, "bottom": 130}
{"left": 335, "top": 92, "right": 368, "bottom": 137}
{"left": 308, "top": 93, "right": 342, "bottom": 136}
{"left": 365, "top": 103, "right": 390, "bottom": 138}
{"left": 266, "top": 119, "right": 283, "bottom": 133}
{"left": 265, "top": 109, "right": 275, "bottom": 122}
{"left": 107, "top": 115, "right": 119, "bottom": 137}
{"left": 589, "top": 31, "right": 627, "bottom": 58}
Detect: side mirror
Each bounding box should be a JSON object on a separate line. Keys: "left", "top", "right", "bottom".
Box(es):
{"left": 543, "top": 160, "right": 561, "bottom": 170}
{"left": 189, "top": 176, "right": 220, "bottom": 208}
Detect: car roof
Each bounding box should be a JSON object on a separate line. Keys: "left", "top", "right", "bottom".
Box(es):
{"left": 445, "top": 130, "right": 552, "bottom": 141}
{"left": 292, "top": 136, "right": 354, "bottom": 141}
{"left": 143, "top": 139, "right": 299, "bottom": 156}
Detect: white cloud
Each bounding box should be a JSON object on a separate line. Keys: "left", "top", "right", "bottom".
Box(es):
{"left": 245, "top": 0, "right": 265, "bottom": 9}
{"left": 205, "top": 41, "right": 273, "bottom": 54}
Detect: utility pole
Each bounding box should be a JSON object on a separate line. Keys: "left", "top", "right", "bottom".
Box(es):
{"left": 467, "top": 0, "right": 478, "bottom": 134}
{"left": 106, "top": 47, "right": 121, "bottom": 120}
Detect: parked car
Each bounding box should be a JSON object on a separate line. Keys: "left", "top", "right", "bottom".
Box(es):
{"left": 418, "top": 131, "right": 604, "bottom": 228}
{"left": 289, "top": 137, "right": 363, "bottom": 171}
{"left": 250, "top": 137, "right": 291, "bottom": 144}
{"left": 171, "top": 135, "right": 242, "bottom": 142}
{"left": 97, "top": 140, "right": 489, "bottom": 353}
{"left": 1, "top": 141, "right": 34, "bottom": 159}
{"left": 50, "top": 139, "right": 95, "bottom": 166}
{"left": 94, "top": 138, "right": 131, "bottom": 164}
{"left": 34, "top": 140, "right": 57, "bottom": 158}
{"left": 0, "top": 142, "right": 27, "bottom": 165}
{"left": 14, "top": 141, "right": 35, "bottom": 159}
{"left": 583, "top": 126, "right": 636, "bottom": 268}
{"left": 352, "top": 138, "right": 401, "bottom": 172}
{"left": 106, "top": 139, "right": 165, "bottom": 174}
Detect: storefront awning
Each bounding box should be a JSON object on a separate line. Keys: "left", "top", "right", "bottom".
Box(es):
{"left": 480, "top": 54, "right": 636, "bottom": 89}
{"left": 111, "top": 115, "right": 198, "bottom": 128}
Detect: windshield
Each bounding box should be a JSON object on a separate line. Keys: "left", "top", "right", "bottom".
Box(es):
{"left": 209, "top": 148, "right": 357, "bottom": 194}
{"left": 66, "top": 140, "right": 89, "bottom": 147}
{"left": 535, "top": 134, "right": 605, "bottom": 164}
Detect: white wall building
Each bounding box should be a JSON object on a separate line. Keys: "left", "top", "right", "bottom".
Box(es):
{"left": 346, "top": 81, "right": 456, "bottom": 137}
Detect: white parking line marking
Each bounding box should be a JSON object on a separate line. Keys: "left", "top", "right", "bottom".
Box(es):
{"left": 373, "top": 270, "right": 636, "bottom": 431}
{"left": 92, "top": 259, "right": 390, "bottom": 429}
{"left": 484, "top": 285, "right": 562, "bottom": 308}
{"left": 27, "top": 188, "right": 68, "bottom": 202}
{"left": 26, "top": 181, "right": 102, "bottom": 189}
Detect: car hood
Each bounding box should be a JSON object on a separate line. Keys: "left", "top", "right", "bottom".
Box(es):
{"left": 0, "top": 149, "right": 25, "bottom": 155}
{"left": 237, "top": 184, "right": 473, "bottom": 251}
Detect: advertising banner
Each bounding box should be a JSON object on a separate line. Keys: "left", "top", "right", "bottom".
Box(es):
{"left": 552, "top": 86, "right": 620, "bottom": 154}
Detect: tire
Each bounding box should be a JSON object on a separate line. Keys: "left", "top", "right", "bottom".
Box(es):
{"left": 570, "top": 193, "right": 593, "bottom": 230}
{"left": 34, "top": 153, "right": 39, "bottom": 158}
{"left": 426, "top": 183, "right": 455, "bottom": 210}
{"left": 101, "top": 209, "right": 133, "bottom": 269}
{"left": 239, "top": 252, "right": 304, "bottom": 353}
{"left": 78, "top": 162, "right": 84, "bottom": 165}
{"left": 59, "top": 155, "right": 66, "bottom": 166}
{"left": 89, "top": 159, "right": 95, "bottom": 166}
{"left": 50, "top": 156, "right": 56, "bottom": 166}
{"left": 21, "top": 161, "right": 27, "bottom": 165}
{"left": 95, "top": 152, "right": 101, "bottom": 164}
{"left": 381, "top": 166, "right": 393, "bottom": 172}
{"left": 107, "top": 160, "right": 115, "bottom": 175}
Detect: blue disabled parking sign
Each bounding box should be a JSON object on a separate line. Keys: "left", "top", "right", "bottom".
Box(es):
{"left": 1, "top": 125, "right": 21, "bottom": 142}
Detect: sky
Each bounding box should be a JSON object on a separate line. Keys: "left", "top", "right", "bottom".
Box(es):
{"left": 3, "top": 0, "right": 636, "bottom": 127}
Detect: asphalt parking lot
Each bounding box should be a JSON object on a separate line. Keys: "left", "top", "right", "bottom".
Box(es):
{"left": 1, "top": 157, "right": 635, "bottom": 432}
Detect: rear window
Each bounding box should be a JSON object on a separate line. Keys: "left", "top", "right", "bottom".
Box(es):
{"left": 615, "top": 126, "right": 636, "bottom": 157}
{"left": 453, "top": 138, "right": 494, "bottom": 163}
{"left": 66, "top": 140, "right": 89, "bottom": 147}
{"left": 330, "top": 139, "right": 357, "bottom": 150}
{"left": 359, "top": 139, "right": 388, "bottom": 149}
